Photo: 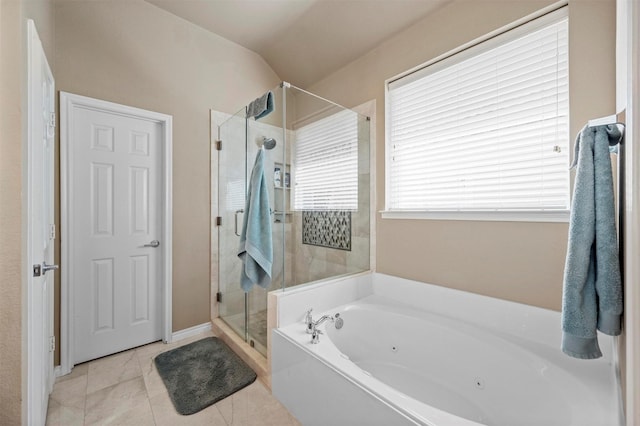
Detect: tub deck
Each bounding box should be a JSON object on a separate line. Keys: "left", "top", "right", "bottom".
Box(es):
{"left": 271, "top": 272, "right": 622, "bottom": 426}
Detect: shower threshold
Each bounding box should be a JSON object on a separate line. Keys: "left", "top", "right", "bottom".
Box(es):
{"left": 221, "top": 310, "right": 268, "bottom": 356}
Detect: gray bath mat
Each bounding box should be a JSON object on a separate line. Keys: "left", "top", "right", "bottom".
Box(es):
{"left": 154, "top": 337, "right": 257, "bottom": 415}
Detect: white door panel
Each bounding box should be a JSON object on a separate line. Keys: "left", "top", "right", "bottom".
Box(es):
{"left": 27, "top": 19, "right": 55, "bottom": 426}
{"left": 72, "top": 107, "right": 162, "bottom": 363}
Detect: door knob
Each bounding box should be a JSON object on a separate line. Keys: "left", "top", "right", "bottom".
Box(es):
{"left": 42, "top": 262, "right": 59, "bottom": 273}
{"left": 143, "top": 240, "right": 160, "bottom": 248}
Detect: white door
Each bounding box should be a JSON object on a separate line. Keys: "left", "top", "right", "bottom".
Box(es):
{"left": 67, "top": 97, "right": 166, "bottom": 364}
{"left": 26, "top": 19, "right": 55, "bottom": 426}
{"left": 618, "top": 1, "right": 640, "bottom": 423}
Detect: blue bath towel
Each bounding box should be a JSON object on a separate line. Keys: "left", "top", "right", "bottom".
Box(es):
{"left": 246, "top": 91, "right": 274, "bottom": 120}
{"left": 238, "top": 149, "right": 273, "bottom": 292}
{"left": 561, "top": 125, "right": 623, "bottom": 359}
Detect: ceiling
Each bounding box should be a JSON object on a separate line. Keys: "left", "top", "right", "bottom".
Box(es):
{"left": 145, "top": 0, "right": 449, "bottom": 88}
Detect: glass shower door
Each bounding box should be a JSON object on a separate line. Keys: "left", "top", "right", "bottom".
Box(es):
{"left": 244, "top": 88, "right": 286, "bottom": 355}
{"left": 216, "top": 83, "right": 371, "bottom": 358}
{"left": 218, "top": 109, "right": 248, "bottom": 341}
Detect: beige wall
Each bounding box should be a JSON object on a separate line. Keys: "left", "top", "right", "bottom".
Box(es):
{"left": 0, "top": 1, "right": 619, "bottom": 420}
{"left": 23, "top": 0, "right": 55, "bottom": 59}
{"left": 0, "top": 0, "right": 55, "bottom": 423}
{"left": 0, "top": 2, "right": 26, "bottom": 423}
{"left": 54, "top": 0, "right": 280, "bottom": 351}
{"left": 308, "top": 0, "right": 617, "bottom": 311}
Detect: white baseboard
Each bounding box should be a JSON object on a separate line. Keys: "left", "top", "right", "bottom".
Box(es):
{"left": 171, "top": 322, "right": 212, "bottom": 342}
{"left": 53, "top": 325, "right": 211, "bottom": 379}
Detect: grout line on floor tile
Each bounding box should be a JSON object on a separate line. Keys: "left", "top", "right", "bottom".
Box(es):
{"left": 48, "top": 330, "right": 299, "bottom": 426}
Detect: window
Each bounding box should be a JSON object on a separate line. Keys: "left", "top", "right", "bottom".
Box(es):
{"left": 294, "top": 109, "right": 358, "bottom": 210}
{"left": 385, "top": 9, "right": 569, "bottom": 221}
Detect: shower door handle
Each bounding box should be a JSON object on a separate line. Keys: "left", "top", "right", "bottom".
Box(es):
{"left": 234, "top": 209, "right": 244, "bottom": 237}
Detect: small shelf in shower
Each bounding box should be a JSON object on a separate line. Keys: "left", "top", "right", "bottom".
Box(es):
{"left": 274, "top": 162, "right": 291, "bottom": 189}
{"left": 273, "top": 162, "right": 291, "bottom": 223}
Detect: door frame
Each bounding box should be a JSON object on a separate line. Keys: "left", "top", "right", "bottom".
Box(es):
{"left": 622, "top": 0, "right": 640, "bottom": 423}
{"left": 59, "top": 92, "right": 173, "bottom": 375}
{"left": 25, "top": 18, "right": 55, "bottom": 426}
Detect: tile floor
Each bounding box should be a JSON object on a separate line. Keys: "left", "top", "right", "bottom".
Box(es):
{"left": 45, "top": 331, "right": 301, "bottom": 426}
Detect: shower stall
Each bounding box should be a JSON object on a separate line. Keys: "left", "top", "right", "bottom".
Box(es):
{"left": 214, "top": 82, "right": 371, "bottom": 356}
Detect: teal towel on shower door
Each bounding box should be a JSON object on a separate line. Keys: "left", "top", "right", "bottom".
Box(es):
{"left": 561, "top": 125, "right": 623, "bottom": 359}
{"left": 238, "top": 149, "right": 273, "bottom": 292}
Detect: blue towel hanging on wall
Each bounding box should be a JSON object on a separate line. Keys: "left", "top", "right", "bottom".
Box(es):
{"left": 561, "top": 124, "right": 623, "bottom": 359}
{"left": 237, "top": 149, "right": 273, "bottom": 292}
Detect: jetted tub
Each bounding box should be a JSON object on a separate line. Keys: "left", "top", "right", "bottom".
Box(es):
{"left": 271, "top": 273, "right": 622, "bottom": 426}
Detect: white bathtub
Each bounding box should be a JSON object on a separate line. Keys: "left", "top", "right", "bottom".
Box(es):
{"left": 271, "top": 273, "right": 622, "bottom": 426}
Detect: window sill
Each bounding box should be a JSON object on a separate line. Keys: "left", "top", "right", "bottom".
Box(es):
{"left": 380, "top": 210, "right": 570, "bottom": 223}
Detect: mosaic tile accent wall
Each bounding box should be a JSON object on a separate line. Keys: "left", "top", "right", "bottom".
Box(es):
{"left": 302, "top": 211, "right": 351, "bottom": 251}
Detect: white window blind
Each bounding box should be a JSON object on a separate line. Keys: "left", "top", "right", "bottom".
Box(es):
{"left": 294, "top": 109, "right": 358, "bottom": 210}
{"left": 387, "top": 10, "right": 569, "bottom": 214}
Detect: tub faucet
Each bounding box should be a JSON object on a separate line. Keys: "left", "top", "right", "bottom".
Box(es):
{"left": 309, "top": 316, "right": 334, "bottom": 344}
{"left": 313, "top": 315, "right": 335, "bottom": 327}
{"left": 305, "top": 310, "right": 342, "bottom": 344}
{"left": 305, "top": 309, "right": 333, "bottom": 333}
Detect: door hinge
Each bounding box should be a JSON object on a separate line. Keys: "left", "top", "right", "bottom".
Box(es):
{"left": 216, "top": 292, "right": 222, "bottom": 303}
{"left": 49, "top": 336, "right": 55, "bottom": 352}
{"left": 50, "top": 224, "right": 56, "bottom": 240}
{"left": 216, "top": 216, "right": 222, "bottom": 226}
{"left": 49, "top": 113, "right": 56, "bottom": 128}
{"left": 215, "top": 140, "right": 222, "bottom": 151}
